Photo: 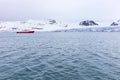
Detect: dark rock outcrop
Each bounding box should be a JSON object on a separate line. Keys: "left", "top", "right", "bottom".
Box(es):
{"left": 111, "top": 19, "right": 120, "bottom": 26}
{"left": 49, "top": 19, "right": 57, "bottom": 24}
{"left": 111, "top": 22, "right": 118, "bottom": 26}
{"left": 79, "top": 20, "right": 98, "bottom": 26}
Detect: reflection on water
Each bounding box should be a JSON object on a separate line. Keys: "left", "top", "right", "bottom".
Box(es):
{"left": 0, "top": 32, "right": 120, "bottom": 80}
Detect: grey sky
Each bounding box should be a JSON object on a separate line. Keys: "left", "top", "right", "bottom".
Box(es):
{"left": 0, "top": 0, "right": 120, "bottom": 21}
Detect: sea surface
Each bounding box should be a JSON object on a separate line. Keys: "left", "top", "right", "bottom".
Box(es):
{"left": 0, "top": 32, "right": 120, "bottom": 80}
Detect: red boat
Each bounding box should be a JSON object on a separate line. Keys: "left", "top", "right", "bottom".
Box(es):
{"left": 16, "top": 30, "right": 35, "bottom": 34}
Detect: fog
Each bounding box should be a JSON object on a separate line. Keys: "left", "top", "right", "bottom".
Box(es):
{"left": 0, "top": 0, "right": 120, "bottom": 22}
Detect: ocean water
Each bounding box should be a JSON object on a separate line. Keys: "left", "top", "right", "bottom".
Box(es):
{"left": 0, "top": 32, "right": 120, "bottom": 80}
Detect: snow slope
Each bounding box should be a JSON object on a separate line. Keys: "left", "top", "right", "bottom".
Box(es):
{"left": 0, "top": 19, "right": 120, "bottom": 32}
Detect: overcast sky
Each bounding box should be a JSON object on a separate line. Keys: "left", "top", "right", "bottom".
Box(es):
{"left": 0, "top": 0, "right": 120, "bottom": 21}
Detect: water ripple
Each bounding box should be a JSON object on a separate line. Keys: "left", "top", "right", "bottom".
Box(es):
{"left": 0, "top": 32, "right": 120, "bottom": 80}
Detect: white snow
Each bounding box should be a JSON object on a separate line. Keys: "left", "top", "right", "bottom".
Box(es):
{"left": 0, "top": 19, "right": 120, "bottom": 32}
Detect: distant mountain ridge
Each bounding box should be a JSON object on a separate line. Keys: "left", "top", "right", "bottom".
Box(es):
{"left": 111, "top": 20, "right": 120, "bottom": 26}
{"left": 0, "top": 19, "right": 120, "bottom": 32}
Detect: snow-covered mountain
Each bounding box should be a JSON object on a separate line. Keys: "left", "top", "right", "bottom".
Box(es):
{"left": 0, "top": 19, "right": 68, "bottom": 32}
{"left": 111, "top": 20, "right": 120, "bottom": 26}
{"left": 0, "top": 19, "right": 120, "bottom": 32}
